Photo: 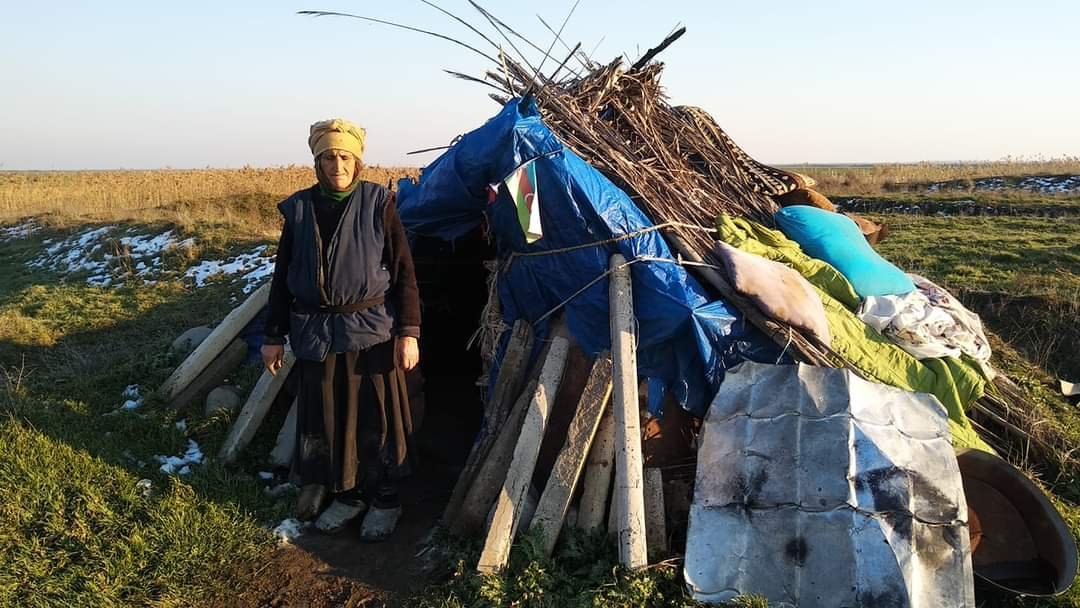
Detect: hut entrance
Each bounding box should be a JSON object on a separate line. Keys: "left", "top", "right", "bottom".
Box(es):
{"left": 410, "top": 227, "right": 494, "bottom": 490}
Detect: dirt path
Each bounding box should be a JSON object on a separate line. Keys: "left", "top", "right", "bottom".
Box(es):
{"left": 231, "top": 369, "right": 476, "bottom": 607}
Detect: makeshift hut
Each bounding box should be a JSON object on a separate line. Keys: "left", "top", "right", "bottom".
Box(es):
{"left": 160, "top": 15, "right": 1078, "bottom": 607}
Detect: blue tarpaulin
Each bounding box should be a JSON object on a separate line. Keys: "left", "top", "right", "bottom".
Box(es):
{"left": 398, "top": 99, "right": 780, "bottom": 417}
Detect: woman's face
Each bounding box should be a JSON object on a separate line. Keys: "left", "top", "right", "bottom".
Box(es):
{"left": 319, "top": 150, "right": 356, "bottom": 191}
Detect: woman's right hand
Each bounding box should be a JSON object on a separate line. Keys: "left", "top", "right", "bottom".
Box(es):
{"left": 261, "top": 344, "right": 285, "bottom": 376}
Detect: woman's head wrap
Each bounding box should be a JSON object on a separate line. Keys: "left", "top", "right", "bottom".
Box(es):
{"left": 309, "top": 118, "right": 366, "bottom": 160}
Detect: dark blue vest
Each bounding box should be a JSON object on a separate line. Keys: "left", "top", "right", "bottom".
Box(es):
{"left": 279, "top": 183, "right": 394, "bottom": 361}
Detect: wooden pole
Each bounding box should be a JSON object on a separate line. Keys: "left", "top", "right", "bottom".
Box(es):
{"left": 477, "top": 326, "right": 570, "bottom": 574}
{"left": 532, "top": 355, "right": 613, "bottom": 556}
{"left": 577, "top": 405, "right": 616, "bottom": 532}
{"left": 444, "top": 320, "right": 533, "bottom": 524}
{"left": 269, "top": 397, "right": 298, "bottom": 468}
{"left": 162, "top": 282, "right": 271, "bottom": 399}
{"left": 452, "top": 377, "right": 537, "bottom": 536}
{"left": 168, "top": 338, "right": 248, "bottom": 412}
{"left": 218, "top": 348, "right": 296, "bottom": 463}
{"left": 643, "top": 467, "right": 668, "bottom": 560}
{"left": 608, "top": 254, "right": 647, "bottom": 569}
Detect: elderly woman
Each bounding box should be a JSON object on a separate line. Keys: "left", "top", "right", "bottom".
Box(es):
{"left": 261, "top": 119, "right": 421, "bottom": 541}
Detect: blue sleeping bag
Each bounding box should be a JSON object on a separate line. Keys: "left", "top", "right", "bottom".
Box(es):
{"left": 775, "top": 206, "right": 914, "bottom": 298}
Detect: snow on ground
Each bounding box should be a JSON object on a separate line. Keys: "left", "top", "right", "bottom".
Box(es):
{"left": 120, "top": 384, "right": 144, "bottom": 411}
{"left": 183, "top": 245, "right": 275, "bottom": 294}
{"left": 271, "top": 518, "right": 308, "bottom": 544}
{"left": 26, "top": 226, "right": 192, "bottom": 287}
{"left": 156, "top": 439, "right": 205, "bottom": 476}
{"left": 22, "top": 225, "right": 274, "bottom": 293}
{"left": 926, "top": 175, "right": 1080, "bottom": 195}
{"left": 0, "top": 221, "right": 39, "bottom": 241}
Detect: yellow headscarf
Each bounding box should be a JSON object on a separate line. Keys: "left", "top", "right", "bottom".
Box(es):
{"left": 308, "top": 118, "right": 366, "bottom": 160}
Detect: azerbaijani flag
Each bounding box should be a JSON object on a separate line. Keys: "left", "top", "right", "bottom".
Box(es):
{"left": 503, "top": 160, "right": 542, "bottom": 244}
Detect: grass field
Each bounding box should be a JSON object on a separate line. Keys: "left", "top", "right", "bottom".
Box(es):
{"left": 0, "top": 165, "right": 1078, "bottom": 607}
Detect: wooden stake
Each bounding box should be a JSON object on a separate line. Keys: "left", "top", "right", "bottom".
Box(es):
{"left": 168, "top": 338, "right": 248, "bottom": 412}
{"left": 269, "top": 397, "right": 298, "bottom": 468}
{"left": 444, "top": 320, "right": 533, "bottom": 524}
{"left": 218, "top": 348, "right": 296, "bottom": 463}
{"left": 476, "top": 328, "right": 570, "bottom": 574}
{"left": 578, "top": 405, "right": 616, "bottom": 533}
{"left": 162, "top": 282, "right": 271, "bottom": 399}
{"left": 452, "top": 377, "right": 537, "bottom": 536}
{"left": 532, "top": 355, "right": 613, "bottom": 556}
{"left": 643, "top": 467, "right": 668, "bottom": 560}
{"left": 609, "top": 254, "right": 647, "bottom": 569}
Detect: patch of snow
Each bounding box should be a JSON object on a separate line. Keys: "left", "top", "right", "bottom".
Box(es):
{"left": 175, "top": 419, "right": 188, "bottom": 432}
{"left": 0, "top": 221, "right": 39, "bottom": 241}
{"left": 183, "top": 246, "right": 275, "bottom": 293}
{"left": 120, "top": 384, "right": 144, "bottom": 411}
{"left": 265, "top": 482, "right": 298, "bottom": 498}
{"left": 26, "top": 226, "right": 194, "bottom": 287}
{"left": 156, "top": 439, "right": 205, "bottom": 475}
{"left": 119, "top": 230, "right": 178, "bottom": 257}
{"left": 271, "top": 518, "right": 308, "bottom": 544}
{"left": 258, "top": 471, "right": 274, "bottom": 481}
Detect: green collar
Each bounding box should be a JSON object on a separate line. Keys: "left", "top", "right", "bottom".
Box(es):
{"left": 318, "top": 181, "right": 359, "bottom": 203}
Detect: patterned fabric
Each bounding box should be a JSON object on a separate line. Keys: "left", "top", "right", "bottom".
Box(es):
{"left": 858, "top": 274, "right": 993, "bottom": 365}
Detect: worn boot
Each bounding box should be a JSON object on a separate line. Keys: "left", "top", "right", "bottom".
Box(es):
{"left": 315, "top": 498, "right": 367, "bottom": 532}
{"left": 358, "top": 505, "right": 402, "bottom": 542}
{"left": 295, "top": 484, "right": 327, "bottom": 521}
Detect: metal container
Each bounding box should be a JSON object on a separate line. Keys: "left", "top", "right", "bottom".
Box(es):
{"left": 956, "top": 448, "right": 1078, "bottom": 598}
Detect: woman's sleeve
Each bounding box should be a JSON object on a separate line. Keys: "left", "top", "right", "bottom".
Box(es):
{"left": 263, "top": 220, "right": 294, "bottom": 345}
{"left": 383, "top": 194, "right": 421, "bottom": 338}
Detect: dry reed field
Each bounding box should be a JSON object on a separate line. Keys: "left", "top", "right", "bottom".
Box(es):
{"left": 0, "top": 165, "right": 418, "bottom": 221}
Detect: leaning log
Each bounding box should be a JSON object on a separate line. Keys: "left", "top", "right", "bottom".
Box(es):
{"left": 452, "top": 377, "right": 537, "bottom": 536}
{"left": 168, "top": 338, "right": 248, "bottom": 412}
{"left": 476, "top": 327, "right": 570, "bottom": 573}
{"left": 578, "top": 405, "right": 616, "bottom": 533}
{"left": 444, "top": 320, "right": 534, "bottom": 525}
{"left": 269, "top": 397, "right": 298, "bottom": 468}
{"left": 532, "top": 355, "right": 614, "bottom": 556}
{"left": 162, "top": 282, "right": 270, "bottom": 399}
{"left": 219, "top": 348, "right": 296, "bottom": 463}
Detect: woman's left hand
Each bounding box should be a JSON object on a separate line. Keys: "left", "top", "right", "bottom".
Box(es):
{"left": 396, "top": 336, "right": 420, "bottom": 371}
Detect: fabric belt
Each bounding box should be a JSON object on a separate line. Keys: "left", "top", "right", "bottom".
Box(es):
{"left": 293, "top": 295, "right": 385, "bottom": 315}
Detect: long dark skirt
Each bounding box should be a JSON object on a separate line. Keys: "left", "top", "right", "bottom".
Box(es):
{"left": 292, "top": 339, "right": 418, "bottom": 500}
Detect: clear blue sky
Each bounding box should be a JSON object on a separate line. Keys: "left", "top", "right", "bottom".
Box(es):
{"left": 2, "top": 1, "right": 1077, "bottom": 169}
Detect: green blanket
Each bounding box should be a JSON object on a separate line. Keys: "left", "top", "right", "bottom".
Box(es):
{"left": 716, "top": 215, "right": 991, "bottom": 451}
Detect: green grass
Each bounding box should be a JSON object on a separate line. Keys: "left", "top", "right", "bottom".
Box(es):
{"left": 871, "top": 215, "right": 1079, "bottom": 380}
{"left": 0, "top": 222, "right": 289, "bottom": 607}
{"left": 2, "top": 206, "right": 1080, "bottom": 606}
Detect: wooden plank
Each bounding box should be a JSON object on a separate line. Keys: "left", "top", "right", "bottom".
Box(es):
{"left": 218, "top": 348, "right": 296, "bottom": 463}
{"left": 532, "top": 355, "right": 613, "bottom": 556}
{"left": 268, "top": 396, "right": 298, "bottom": 468}
{"left": 577, "top": 405, "right": 616, "bottom": 532}
{"left": 451, "top": 377, "right": 537, "bottom": 536}
{"left": 643, "top": 467, "right": 668, "bottom": 560}
{"left": 476, "top": 329, "right": 570, "bottom": 574}
{"left": 608, "top": 253, "right": 647, "bottom": 569}
{"left": 162, "top": 282, "right": 270, "bottom": 399}
{"left": 443, "top": 320, "right": 533, "bottom": 525}
{"left": 168, "top": 338, "right": 248, "bottom": 412}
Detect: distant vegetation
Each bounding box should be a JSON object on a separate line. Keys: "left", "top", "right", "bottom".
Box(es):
{"left": 787, "top": 157, "right": 1080, "bottom": 196}
{"left": 0, "top": 166, "right": 418, "bottom": 225}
